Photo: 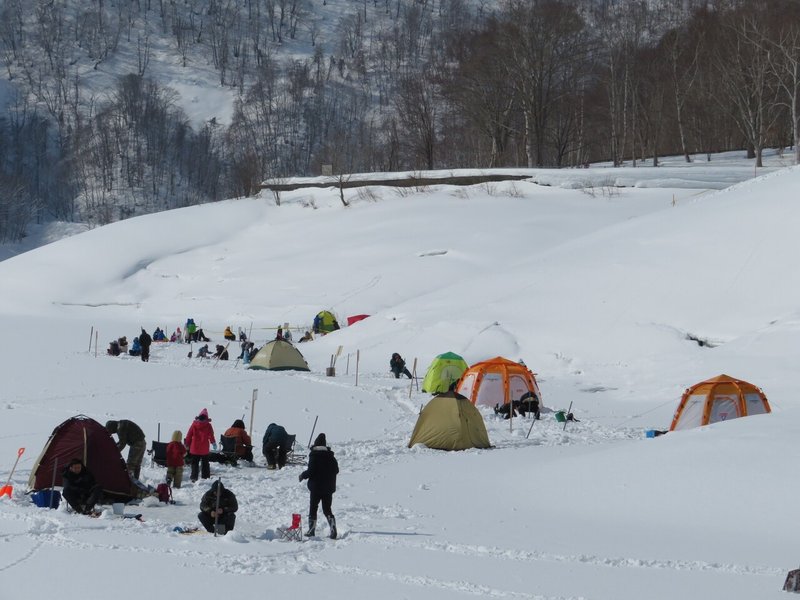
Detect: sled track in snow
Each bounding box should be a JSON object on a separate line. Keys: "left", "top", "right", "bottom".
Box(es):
{"left": 348, "top": 534, "right": 784, "bottom": 578}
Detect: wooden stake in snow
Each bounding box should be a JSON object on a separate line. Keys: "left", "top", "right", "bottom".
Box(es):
{"left": 355, "top": 350, "right": 360, "bottom": 387}
{"left": 408, "top": 357, "right": 418, "bottom": 399}
{"left": 249, "top": 389, "right": 257, "bottom": 438}
{"left": 89, "top": 326, "right": 94, "bottom": 352}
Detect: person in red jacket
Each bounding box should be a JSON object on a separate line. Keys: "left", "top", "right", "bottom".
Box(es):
{"left": 166, "top": 430, "right": 186, "bottom": 488}
{"left": 185, "top": 409, "right": 216, "bottom": 482}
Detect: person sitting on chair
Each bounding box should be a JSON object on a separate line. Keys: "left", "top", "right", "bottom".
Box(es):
{"left": 223, "top": 326, "right": 236, "bottom": 341}
{"left": 262, "top": 423, "right": 292, "bottom": 470}
{"left": 62, "top": 459, "right": 103, "bottom": 515}
{"left": 223, "top": 419, "right": 254, "bottom": 463}
{"left": 198, "top": 480, "right": 238, "bottom": 535}
{"left": 129, "top": 336, "right": 142, "bottom": 356}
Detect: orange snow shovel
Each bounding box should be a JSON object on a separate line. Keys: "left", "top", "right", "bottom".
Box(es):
{"left": 0, "top": 447, "right": 25, "bottom": 498}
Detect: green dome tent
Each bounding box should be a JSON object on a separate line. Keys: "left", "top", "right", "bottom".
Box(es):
{"left": 421, "top": 352, "right": 469, "bottom": 393}
{"left": 408, "top": 391, "right": 491, "bottom": 450}
{"left": 312, "top": 310, "right": 340, "bottom": 334}
{"left": 248, "top": 340, "right": 310, "bottom": 371}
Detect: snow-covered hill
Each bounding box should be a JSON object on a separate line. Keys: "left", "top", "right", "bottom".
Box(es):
{"left": 0, "top": 152, "right": 797, "bottom": 599}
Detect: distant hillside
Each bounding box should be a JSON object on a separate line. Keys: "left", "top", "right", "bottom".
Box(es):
{"left": 0, "top": 0, "right": 797, "bottom": 242}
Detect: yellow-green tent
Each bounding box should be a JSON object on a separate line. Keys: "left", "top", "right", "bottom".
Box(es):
{"left": 313, "top": 310, "right": 340, "bottom": 334}
{"left": 421, "top": 351, "right": 469, "bottom": 393}
{"left": 248, "top": 340, "right": 310, "bottom": 371}
{"left": 408, "top": 391, "right": 491, "bottom": 450}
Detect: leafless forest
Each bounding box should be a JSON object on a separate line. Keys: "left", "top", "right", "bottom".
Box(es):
{"left": 0, "top": 0, "right": 797, "bottom": 240}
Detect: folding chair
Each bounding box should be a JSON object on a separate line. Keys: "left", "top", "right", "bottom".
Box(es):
{"left": 277, "top": 513, "right": 303, "bottom": 541}
{"left": 285, "top": 434, "right": 307, "bottom": 466}
{"left": 219, "top": 435, "right": 239, "bottom": 465}
{"left": 148, "top": 441, "right": 168, "bottom": 467}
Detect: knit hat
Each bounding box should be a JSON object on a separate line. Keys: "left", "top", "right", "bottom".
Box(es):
{"left": 105, "top": 420, "right": 118, "bottom": 434}
{"left": 313, "top": 433, "right": 327, "bottom": 447}
{"left": 68, "top": 458, "right": 83, "bottom": 467}
{"left": 232, "top": 419, "right": 245, "bottom": 429}
{"left": 200, "top": 408, "right": 208, "bottom": 418}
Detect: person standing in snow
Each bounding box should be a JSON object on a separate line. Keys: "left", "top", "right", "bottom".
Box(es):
{"left": 298, "top": 433, "right": 339, "bottom": 539}
{"left": 166, "top": 430, "right": 186, "bottom": 488}
{"left": 185, "top": 408, "right": 216, "bottom": 482}
{"left": 105, "top": 419, "right": 146, "bottom": 479}
{"left": 138, "top": 328, "right": 152, "bottom": 362}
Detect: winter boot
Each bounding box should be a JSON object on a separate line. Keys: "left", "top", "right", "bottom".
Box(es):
{"left": 327, "top": 516, "right": 337, "bottom": 540}
{"left": 305, "top": 519, "right": 316, "bottom": 537}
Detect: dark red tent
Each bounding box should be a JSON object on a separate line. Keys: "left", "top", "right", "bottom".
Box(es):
{"left": 28, "top": 415, "right": 147, "bottom": 502}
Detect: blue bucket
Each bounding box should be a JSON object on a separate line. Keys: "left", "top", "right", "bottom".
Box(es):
{"left": 31, "top": 489, "right": 61, "bottom": 509}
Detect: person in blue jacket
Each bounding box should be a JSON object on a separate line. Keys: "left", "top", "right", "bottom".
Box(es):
{"left": 262, "top": 423, "right": 291, "bottom": 470}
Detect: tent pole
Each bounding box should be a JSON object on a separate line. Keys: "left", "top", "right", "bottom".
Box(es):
{"left": 50, "top": 458, "right": 58, "bottom": 508}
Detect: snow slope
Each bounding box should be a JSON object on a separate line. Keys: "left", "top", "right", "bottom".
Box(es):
{"left": 0, "top": 152, "right": 798, "bottom": 599}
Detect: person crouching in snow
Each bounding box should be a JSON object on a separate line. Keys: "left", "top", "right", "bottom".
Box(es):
{"left": 299, "top": 433, "right": 339, "bottom": 538}
{"left": 390, "top": 353, "right": 412, "bottom": 379}
{"left": 198, "top": 480, "right": 238, "bottom": 534}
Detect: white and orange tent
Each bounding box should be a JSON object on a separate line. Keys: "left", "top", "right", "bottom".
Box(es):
{"left": 669, "top": 374, "right": 771, "bottom": 431}
{"left": 456, "top": 356, "right": 541, "bottom": 409}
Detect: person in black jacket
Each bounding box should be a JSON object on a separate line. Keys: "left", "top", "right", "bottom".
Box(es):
{"left": 390, "top": 353, "right": 412, "bottom": 379}
{"left": 139, "top": 328, "right": 152, "bottom": 362}
{"left": 198, "top": 480, "right": 238, "bottom": 534}
{"left": 62, "top": 459, "right": 103, "bottom": 515}
{"left": 262, "top": 423, "right": 291, "bottom": 470}
{"left": 299, "top": 433, "right": 339, "bottom": 538}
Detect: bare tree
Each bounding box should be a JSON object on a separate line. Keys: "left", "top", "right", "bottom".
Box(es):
{"left": 770, "top": 18, "right": 800, "bottom": 164}
{"left": 712, "top": 9, "right": 780, "bottom": 167}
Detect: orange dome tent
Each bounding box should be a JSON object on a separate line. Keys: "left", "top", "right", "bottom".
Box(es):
{"left": 456, "top": 357, "right": 541, "bottom": 409}
{"left": 669, "top": 374, "right": 771, "bottom": 431}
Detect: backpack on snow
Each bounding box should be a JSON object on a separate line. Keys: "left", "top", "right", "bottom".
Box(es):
{"left": 156, "top": 483, "right": 172, "bottom": 503}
